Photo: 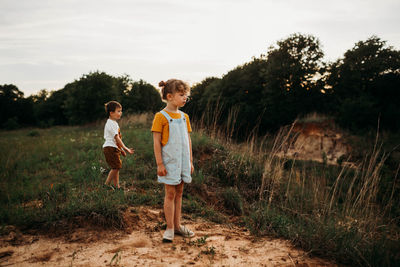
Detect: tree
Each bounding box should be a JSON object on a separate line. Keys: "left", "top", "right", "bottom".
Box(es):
{"left": 328, "top": 36, "right": 400, "bottom": 131}
{"left": 63, "top": 71, "right": 127, "bottom": 125}
{"left": 183, "top": 77, "right": 220, "bottom": 116}
{"left": 260, "top": 33, "right": 326, "bottom": 130}
{"left": 31, "top": 89, "right": 68, "bottom": 127}
{"left": 0, "top": 84, "right": 34, "bottom": 128}
{"left": 184, "top": 33, "right": 327, "bottom": 136}
{"left": 121, "top": 80, "right": 163, "bottom": 113}
{"left": 217, "top": 58, "right": 269, "bottom": 136}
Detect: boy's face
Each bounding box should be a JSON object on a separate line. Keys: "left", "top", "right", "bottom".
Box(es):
{"left": 168, "top": 92, "right": 189, "bottom": 108}
{"left": 109, "top": 107, "right": 122, "bottom": 120}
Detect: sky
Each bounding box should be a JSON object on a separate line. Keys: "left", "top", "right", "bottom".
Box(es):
{"left": 1, "top": 0, "right": 399, "bottom": 96}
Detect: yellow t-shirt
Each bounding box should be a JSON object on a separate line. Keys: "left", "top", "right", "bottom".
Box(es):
{"left": 151, "top": 110, "right": 192, "bottom": 146}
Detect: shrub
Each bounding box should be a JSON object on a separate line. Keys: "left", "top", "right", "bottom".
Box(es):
{"left": 221, "top": 187, "right": 243, "bottom": 216}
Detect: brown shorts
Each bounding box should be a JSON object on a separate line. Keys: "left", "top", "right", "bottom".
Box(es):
{"left": 103, "top": 147, "right": 122, "bottom": 169}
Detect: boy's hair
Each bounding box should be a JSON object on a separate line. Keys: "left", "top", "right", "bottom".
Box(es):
{"left": 159, "top": 79, "right": 190, "bottom": 101}
{"left": 104, "top": 101, "right": 122, "bottom": 116}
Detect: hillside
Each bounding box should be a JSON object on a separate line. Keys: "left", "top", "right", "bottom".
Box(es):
{"left": 0, "top": 114, "right": 398, "bottom": 266}
{"left": 277, "top": 119, "right": 352, "bottom": 166}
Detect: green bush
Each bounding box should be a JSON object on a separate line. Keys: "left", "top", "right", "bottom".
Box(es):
{"left": 3, "top": 117, "right": 20, "bottom": 130}
{"left": 221, "top": 187, "right": 243, "bottom": 215}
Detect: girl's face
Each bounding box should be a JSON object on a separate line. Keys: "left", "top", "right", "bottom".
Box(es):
{"left": 168, "top": 91, "right": 189, "bottom": 108}
{"left": 110, "top": 107, "right": 122, "bottom": 120}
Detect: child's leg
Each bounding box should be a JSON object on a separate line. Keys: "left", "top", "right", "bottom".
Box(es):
{"left": 113, "top": 169, "right": 120, "bottom": 188}
{"left": 105, "top": 169, "right": 119, "bottom": 187}
{"left": 173, "top": 182, "right": 184, "bottom": 229}
{"left": 105, "top": 170, "right": 113, "bottom": 185}
{"left": 172, "top": 182, "right": 194, "bottom": 237}
{"left": 164, "top": 184, "right": 177, "bottom": 230}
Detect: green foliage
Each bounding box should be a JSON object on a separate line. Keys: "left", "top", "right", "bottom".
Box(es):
{"left": 0, "top": 84, "right": 34, "bottom": 128}
{"left": 0, "top": 126, "right": 126, "bottom": 228}
{"left": 245, "top": 204, "right": 400, "bottom": 266}
{"left": 0, "top": 119, "right": 399, "bottom": 266}
{"left": 260, "top": 33, "right": 327, "bottom": 131}
{"left": 27, "top": 130, "right": 40, "bottom": 137}
{"left": 328, "top": 36, "right": 400, "bottom": 132}
{"left": 5, "top": 72, "right": 163, "bottom": 128}
{"left": 185, "top": 34, "right": 400, "bottom": 135}
{"left": 184, "top": 33, "right": 328, "bottom": 137}
{"left": 204, "top": 150, "right": 262, "bottom": 200}
{"left": 121, "top": 80, "right": 163, "bottom": 114}
{"left": 2, "top": 117, "right": 20, "bottom": 130}
{"left": 0, "top": 122, "right": 227, "bottom": 229}
{"left": 221, "top": 187, "right": 243, "bottom": 215}
{"left": 3, "top": 34, "right": 400, "bottom": 135}
{"left": 30, "top": 89, "right": 68, "bottom": 127}
{"left": 182, "top": 195, "right": 226, "bottom": 223}
{"left": 188, "top": 235, "right": 208, "bottom": 247}
{"left": 63, "top": 71, "right": 126, "bottom": 125}
{"left": 184, "top": 77, "right": 220, "bottom": 115}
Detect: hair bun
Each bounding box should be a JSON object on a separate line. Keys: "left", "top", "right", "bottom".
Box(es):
{"left": 159, "top": 81, "right": 166, "bottom": 87}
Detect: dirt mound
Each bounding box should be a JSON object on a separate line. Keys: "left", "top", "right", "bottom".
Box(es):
{"left": 279, "top": 121, "right": 352, "bottom": 165}
{"left": 0, "top": 207, "right": 337, "bottom": 266}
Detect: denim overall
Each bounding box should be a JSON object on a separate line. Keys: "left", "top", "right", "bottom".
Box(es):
{"left": 157, "top": 110, "right": 192, "bottom": 185}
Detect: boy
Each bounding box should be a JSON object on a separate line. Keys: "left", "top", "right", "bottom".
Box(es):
{"left": 103, "top": 101, "right": 134, "bottom": 189}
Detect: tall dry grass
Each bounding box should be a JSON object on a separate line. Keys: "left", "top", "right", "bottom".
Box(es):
{"left": 190, "top": 100, "right": 399, "bottom": 266}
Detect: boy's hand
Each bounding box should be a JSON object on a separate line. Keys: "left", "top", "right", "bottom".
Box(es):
{"left": 120, "top": 149, "right": 127, "bottom": 157}
{"left": 157, "top": 164, "right": 167, "bottom": 176}
{"left": 126, "top": 148, "right": 134, "bottom": 154}
{"left": 191, "top": 162, "right": 194, "bottom": 174}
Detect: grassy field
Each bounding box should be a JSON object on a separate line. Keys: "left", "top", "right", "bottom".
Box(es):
{"left": 0, "top": 114, "right": 399, "bottom": 266}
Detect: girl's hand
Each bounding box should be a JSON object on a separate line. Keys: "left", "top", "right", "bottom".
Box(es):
{"left": 191, "top": 162, "right": 194, "bottom": 174}
{"left": 120, "top": 149, "right": 127, "bottom": 157}
{"left": 126, "top": 148, "right": 134, "bottom": 154}
{"left": 157, "top": 164, "right": 167, "bottom": 176}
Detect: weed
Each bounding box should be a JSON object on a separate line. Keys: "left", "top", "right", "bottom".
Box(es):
{"left": 109, "top": 250, "right": 122, "bottom": 266}
{"left": 201, "top": 245, "right": 216, "bottom": 263}
{"left": 189, "top": 235, "right": 208, "bottom": 247}
{"left": 69, "top": 250, "right": 77, "bottom": 267}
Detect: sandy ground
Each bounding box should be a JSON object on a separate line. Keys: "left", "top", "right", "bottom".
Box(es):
{"left": 0, "top": 207, "right": 337, "bottom": 267}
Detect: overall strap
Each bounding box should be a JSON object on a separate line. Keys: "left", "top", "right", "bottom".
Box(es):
{"left": 160, "top": 110, "right": 173, "bottom": 122}
{"left": 179, "top": 111, "right": 186, "bottom": 122}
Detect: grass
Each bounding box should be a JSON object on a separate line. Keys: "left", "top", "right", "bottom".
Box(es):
{"left": 0, "top": 115, "right": 221, "bottom": 230}
{"left": 191, "top": 108, "right": 399, "bottom": 266}
{"left": 1, "top": 112, "right": 399, "bottom": 266}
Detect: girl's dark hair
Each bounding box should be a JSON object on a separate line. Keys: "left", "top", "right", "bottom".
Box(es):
{"left": 159, "top": 79, "right": 190, "bottom": 100}
{"left": 104, "top": 101, "right": 122, "bottom": 116}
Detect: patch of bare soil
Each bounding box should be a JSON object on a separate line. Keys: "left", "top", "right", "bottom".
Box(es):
{"left": 0, "top": 207, "right": 337, "bottom": 266}
{"left": 278, "top": 121, "right": 352, "bottom": 166}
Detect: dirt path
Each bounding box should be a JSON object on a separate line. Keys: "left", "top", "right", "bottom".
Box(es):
{"left": 0, "top": 207, "right": 337, "bottom": 266}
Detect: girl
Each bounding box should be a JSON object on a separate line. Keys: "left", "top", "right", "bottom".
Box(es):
{"left": 152, "top": 79, "right": 195, "bottom": 242}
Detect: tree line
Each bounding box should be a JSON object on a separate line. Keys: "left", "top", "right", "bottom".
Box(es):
{"left": 183, "top": 34, "right": 400, "bottom": 136}
{"left": 1, "top": 33, "right": 399, "bottom": 134}
{"left": 0, "top": 73, "right": 163, "bottom": 128}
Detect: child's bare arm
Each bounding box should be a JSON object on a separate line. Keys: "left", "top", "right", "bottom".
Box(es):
{"left": 153, "top": 132, "right": 167, "bottom": 176}
{"left": 115, "top": 134, "right": 134, "bottom": 154}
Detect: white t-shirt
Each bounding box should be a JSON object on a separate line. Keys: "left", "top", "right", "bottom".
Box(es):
{"left": 103, "top": 119, "right": 119, "bottom": 148}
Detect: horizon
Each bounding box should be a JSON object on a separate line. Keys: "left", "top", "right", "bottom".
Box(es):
{"left": 1, "top": 0, "right": 399, "bottom": 96}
